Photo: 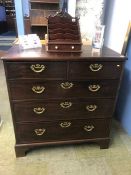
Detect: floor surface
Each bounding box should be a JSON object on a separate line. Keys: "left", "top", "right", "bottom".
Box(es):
{"left": 0, "top": 31, "right": 16, "bottom": 51}
{"left": 0, "top": 59, "right": 131, "bottom": 175}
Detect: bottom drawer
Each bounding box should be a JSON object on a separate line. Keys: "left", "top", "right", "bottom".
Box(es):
{"left": 16, "top": 119, "right": 111, "bottom": 143}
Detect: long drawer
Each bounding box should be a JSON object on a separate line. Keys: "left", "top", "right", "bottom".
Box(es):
{"left": 5, "top": 61, "right": 67, "bottom": 79}
{"left": 13, "top": 99, "right": 114, "bottom": 122}
{"left": 9, "top": 80, "right": 119, "bottom": 100}
{"left": 16, "top": 119, "right": 111, "bottom": 143}
{"left": 69, "top": 61, "right": 123, "bottom": 80}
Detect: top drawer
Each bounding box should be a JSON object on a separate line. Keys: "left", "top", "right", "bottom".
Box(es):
{"left": 5, "top": 61, "right": 67, "bottom": 79}
{"left": 69, "top": 61, "right": 123, "bottom": 80}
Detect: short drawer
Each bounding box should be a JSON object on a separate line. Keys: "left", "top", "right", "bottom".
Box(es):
{"left": 13, "top": 99, "right": 114, "bottom": 122}
{"left": 69, "top": 61, "right": 123, "bottom": 80}
{"left": 9, "top": 80, "right": 119, "bottom": 100}
{"left": 5, "top": 61, "right": 67, "bottom": 79}
{"left": 48, "top": 44, "right": 81, "bottom": 52}
{"left": 16, "top": 119, "right": 111, "bottom": 143}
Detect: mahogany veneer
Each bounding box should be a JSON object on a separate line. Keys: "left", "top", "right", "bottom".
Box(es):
{"left": 1, "top": 45, "right": 126, "bottom": 157}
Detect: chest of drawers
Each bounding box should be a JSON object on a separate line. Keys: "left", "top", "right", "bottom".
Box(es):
{"left": 2, "top": 45, "right": 126, "bottom": 157}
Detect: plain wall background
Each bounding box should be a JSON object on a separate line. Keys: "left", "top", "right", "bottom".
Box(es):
{"left": 104, "top": 0, "right": 131, "bottom": 53}
{"left": 116, "top": 37, "right": 131, "bottom": 135}
{"left": 103, "top": 0, "right": 131, "bottom": 135}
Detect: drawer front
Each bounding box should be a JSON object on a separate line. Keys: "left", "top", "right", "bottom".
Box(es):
{"left": 9, "top": 80, "right": 119, "bottom": 100}
{"left": 14, "top": 99, "right": 114, "bottom": 122}
{"left": 5, "top": 61, "right": 67, "bottom": 79}
{"left": 16, "top": 119, "right": 111, "bottom": 143}
{"left": 69, "top": 62, "right": 123, "bottom": 80}
{"left": 48, "top": 44, "right": 81, "bottom": 52}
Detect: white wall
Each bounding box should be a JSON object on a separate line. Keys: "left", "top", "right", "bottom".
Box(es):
{"left": 104, "top": 0, "right": 131, "bottom": 53}
{"left": 68, "top": 0, "right": 76, "bottom": 17}
{"left": 75, "top": 0, "right": 105, "bottom": 40}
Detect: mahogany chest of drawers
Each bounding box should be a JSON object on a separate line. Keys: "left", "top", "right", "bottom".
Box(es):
{"left": 2, "top": 45, "right": 126, "bottom": 157}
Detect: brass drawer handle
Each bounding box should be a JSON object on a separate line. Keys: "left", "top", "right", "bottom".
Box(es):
{"left": 32, "top": 86, "right": 45, "bottom": 94}
{"left": 33, "top": 107, "right": 45, "bottom": 114}
{"left": 88, "top": 85, "right": 100, "bottom": 92}
{"left": 60, "top": 102, "right": 72, "bottom": 109}
{"left": 89, "top": 64, "right": 103, "bottom": 72}
{"left": 60, "top": 82, "right": 74, "bottom": 89}
{"left": 84, "top": 125, "right": 94, "bottom": 132}
{"left": 86, "top": 105, "right": 97, "bottom": 112}
{"left": 34, "top": 128, "right": 46, "bottom": 136}
{"left": 60, "top": 122, "right": 71, "bottom": 128}
{"left": 30, "top": 64, "right": 45, "bottom": 73}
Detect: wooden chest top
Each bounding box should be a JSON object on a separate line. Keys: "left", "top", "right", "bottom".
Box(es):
{"left": 2, "top": 45, "right": 126, "bottom": 61}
